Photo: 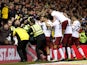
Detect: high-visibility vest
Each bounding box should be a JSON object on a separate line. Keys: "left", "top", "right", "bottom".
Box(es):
{"left": 23, "top": 24, "right": 30, "bottom": 32}
{"left": 79, "top": 32, "right": 87, "bottom": 43}
{"left": 13, "top": 27, "right": 29, "bottom": 41}
{"left": 2, "top": 6, "right": 8, "bottom": 19}
{"left": 31, "top": 24, "right": 44, "bottom": 37}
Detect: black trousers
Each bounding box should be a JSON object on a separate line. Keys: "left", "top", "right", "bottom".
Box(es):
{"left": 17, "top": 40, "right": 28, "bottom": 62}
{"left": 35, "top": 34, "right": 47, "bottom": 60}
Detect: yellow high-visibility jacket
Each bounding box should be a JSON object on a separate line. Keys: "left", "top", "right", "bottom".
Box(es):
{"left": 2, "top": 6, "right": 9, "bottom": 19}
{"left": 13, "top": 27, "right": 29, "bottom": 41}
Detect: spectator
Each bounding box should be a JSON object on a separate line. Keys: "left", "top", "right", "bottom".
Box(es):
{"left": 0, "top": 23, "right": 11, "bottom": 45}
{"left": 9, "top": 3, "right": 16, "bottom": 18}
{"left": 79, "top": 30, "right": 87, "bottom": 44}
{"left": 1, "top": 3, "right": 9, "bottom": 24}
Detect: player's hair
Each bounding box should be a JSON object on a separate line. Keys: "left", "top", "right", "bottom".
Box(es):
{"left": 50, "top": 7, "right": 56, "bottom": 11}
{"left": 30, "top": 18, "right": 35, "bottom": 24}
{"left": 48, "top": 14, "right": 53, "bottom": 20}
{"left": 74, "top": 15, "right": 79, "bottom": 19}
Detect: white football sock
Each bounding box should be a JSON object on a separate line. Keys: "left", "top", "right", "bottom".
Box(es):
{"left": 78, "top": 47, "right": 85, "bottom": 57}
{"left": 47, "top": 55, "right": 50, "bottom": 61}
{"left": 67, "top": 47, "right": 71, "bottom": 59}
{"left": 59, "top": 48, "right": 65, "bottom": 59}
{"left": 71, "top": 48, "right": 76, "bottom": 58}
{"left": 53, "top": 49, "right": 58, "bottom": 60}
{"left": 50, "top": 49, "right": 52, "bottom": 59}
{"left": 62, "top": 47, "right": 65, "bottom": 54}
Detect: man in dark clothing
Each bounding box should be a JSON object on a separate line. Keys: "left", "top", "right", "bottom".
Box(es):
{"left": 9, "top": 3, "right": 16, "bottom": 18}
{"left": 13, "top": 20, "right": 29, "bottom": 62}
{"left": 28, "top": 17, "right": 47, "bottom": 61}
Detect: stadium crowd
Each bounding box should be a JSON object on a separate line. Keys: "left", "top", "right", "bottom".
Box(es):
{"left": 0, "top": 0, "right": 87, "bottom": 62}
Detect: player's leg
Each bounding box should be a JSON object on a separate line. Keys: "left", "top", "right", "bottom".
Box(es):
{"left": 67, "top": 34, "right": 72, "bottom": 60}
{"left": 71, "top": 37, "right": 77, "bottom": 60}
{"left": 62, "top": 34, "right": 68, "bottom": 59}
{"left": 52, "top": 38, "right": 58, "bottom": 61}
{"left": 76, "top": 38, "right": 86, "bottom": 59}
{"left": 57, "top": 37, "right": 65, "bottom": 61}
{"left": 46, "top": 37, "right": 52, "bottom": 61}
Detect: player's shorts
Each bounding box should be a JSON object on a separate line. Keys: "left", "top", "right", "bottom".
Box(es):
{"left": 72, "top": 37, "right": 80, "bottom": 46}
{"left": 62, "top": 34, "right": 72, "bottom": 46}
{"left": 53, "top": 37, "right": 62, "bottom": 45}
{"left": 46, "top": 37, "right": 51, "bottom": 46}
{"left": 62, "top": 20, "right": 68, "bottom": 30}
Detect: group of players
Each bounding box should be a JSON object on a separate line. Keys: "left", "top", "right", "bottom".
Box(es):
{"left": 32, "top": 8, "right": 86, "bottom": 62}
{"left": 10, "top": 8, "right": 86, "bottom": 62}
